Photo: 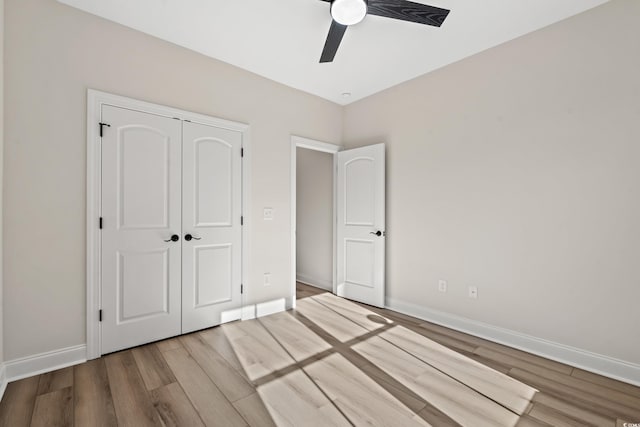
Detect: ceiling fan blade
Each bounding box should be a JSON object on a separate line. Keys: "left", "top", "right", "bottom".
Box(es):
{"left": 320, "top": 20, "right": 348, "bottom": 63}
{"left": 367, "top": 0, "right": 450, "bottom": 27}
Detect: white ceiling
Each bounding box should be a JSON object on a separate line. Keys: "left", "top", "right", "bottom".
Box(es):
{"left": 57, "top": 0, "right": 608, "bottom": 105}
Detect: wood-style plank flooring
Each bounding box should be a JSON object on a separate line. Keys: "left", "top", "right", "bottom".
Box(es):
{"left": 1, "top": 283, "right": 639, "bottom": 426}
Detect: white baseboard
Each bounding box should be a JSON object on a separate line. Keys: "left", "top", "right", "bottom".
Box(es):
{"left": 241, "top": 297, "right": 288, "bottom": 321}
{"left": 4, "top": 345, "right": 87, "bottom": 382}
{"left": 296, "top": 273, "right": 332, "bottom": 291}
{"left": 386, "top": 297, "right": 640, "bottom": 387}
{"left": 241, "top": 305, "right": 257, "bottom": 321}
{"left": 0, "top": 363, "right": 7, "bottom": 401}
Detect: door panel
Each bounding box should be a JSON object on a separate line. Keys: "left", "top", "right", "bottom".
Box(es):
{"left": 345, "top": 158, "right": 375, "bottom": 225}
{"left": 337, "top": 144, "right": 385, "bottom": 307}
{"left": 118, "top": 249, "right": 169, "bottom": 321}
{"left": 195, "top": 139, "right": 233, "bottom": 226}
{"left": 344, "top": 239, "right": 374, "bottom": 288}
{"left": 194, "top": 244, "right": 232, "bottom": 307}
{"left": 101, "top": 105, "right": 182, "bottom": 354}
{"left": 182, "top": 121, "right": 242, "bottom": 333}
{"left": 118, "top": 127, "right": 171, "bottom": 229}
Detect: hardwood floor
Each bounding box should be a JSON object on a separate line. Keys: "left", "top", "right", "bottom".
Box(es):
{"left": 1, "top": 283, "right": 639, "bottom": 426}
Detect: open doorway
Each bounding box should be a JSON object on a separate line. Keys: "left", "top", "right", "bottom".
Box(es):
{"left": 290, "top": 137, "right": 386, "bottom": 309}
{"left": 297, "top": 147, "right": 333, "bottom": 289}
{"left": 290, "top": 136, "right": 341, "bottom": 308}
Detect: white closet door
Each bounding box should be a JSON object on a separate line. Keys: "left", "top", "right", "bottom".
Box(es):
{"left": 181, "top": 121, "right": 243, "bottom": 333}
{"left": 101, "top": 105, "right": 182, "bottom": 354}
{"left": 336, "top": 143, "right": 386, "bottom": 307}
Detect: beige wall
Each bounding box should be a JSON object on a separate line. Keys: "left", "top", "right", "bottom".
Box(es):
{"left": 296, "top": 147, "right": 333, "bottom": 289}
{"left": 343, "top": 0, "right": 640, "bottom": 365}
{"left": 0, "top": 0, "right": 4, "bottom": 365}
{"left": 4, "top": 0, "right": 639, "bottom": 372}
{"left": 3, "top": 0, "right": 342, "bottom": 360}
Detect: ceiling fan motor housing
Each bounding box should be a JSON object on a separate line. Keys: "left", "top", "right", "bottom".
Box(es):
{"left": 331, "top": 0, "right": 368, "bottom": 26}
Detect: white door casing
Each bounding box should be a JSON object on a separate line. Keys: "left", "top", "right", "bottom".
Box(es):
{"left": 290, "top": 136, "right": 342, "bottom": 310}
{"left": 336, "top": 143, "right": 386, "bottom": 307}
{"left": 100, "top": 104, "right": 245, "bottom": 354}
{"left": 181, "top": 121, "right": 243, "bottom": 333}
{"left": 101, "top": 105, "right": 182, "bottom": 354}
{"left": 87, "top": 90, "right": 250, "bottom": 359}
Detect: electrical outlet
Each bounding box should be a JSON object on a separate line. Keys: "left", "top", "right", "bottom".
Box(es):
{"left": 468, "top": 286, "right": 478, "bottom": 299}
{"left": 438, "top": 280, "right": 448, "bottom": 293}
{"left": 264, "top": 273, "right": 271, "bottom": 286}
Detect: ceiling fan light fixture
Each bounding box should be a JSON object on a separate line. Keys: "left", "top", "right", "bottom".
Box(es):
{"left": 331, "top": 0, "right": 367, "bottom": 26}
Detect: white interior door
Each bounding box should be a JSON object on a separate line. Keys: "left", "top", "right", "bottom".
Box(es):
{"left": 181, "top": 121, "right": 243, "bottom": 333}
{"left": 101, "top": 105, "right": 182, "bottom": 354}
{"left": 336, "top": 143, "right": 386, "bottom": 307}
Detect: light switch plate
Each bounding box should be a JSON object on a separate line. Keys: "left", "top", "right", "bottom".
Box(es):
{"left": 263, "top": 207, "right": 274, "bottom": 220}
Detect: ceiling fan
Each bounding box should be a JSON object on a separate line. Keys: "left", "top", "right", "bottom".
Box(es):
{"left": 319, "top": 0, "right": 450, "bottom": 63}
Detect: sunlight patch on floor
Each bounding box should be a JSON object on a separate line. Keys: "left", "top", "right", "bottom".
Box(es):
{"left": 220, "top": 291, "right": 537, "bottom": 426}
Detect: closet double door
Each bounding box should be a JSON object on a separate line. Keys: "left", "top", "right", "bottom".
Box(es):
{"left": 100, "top": 105, "right": 242, "bottom": 354}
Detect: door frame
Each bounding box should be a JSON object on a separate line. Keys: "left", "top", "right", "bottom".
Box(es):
{"left": 290, "top": 136, "right": 341, "bottom": 309}
{"left": 86, "top": 89, "right": 251, "bottom": 359}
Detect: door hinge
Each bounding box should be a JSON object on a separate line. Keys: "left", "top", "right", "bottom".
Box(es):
{"left": 99, "top": 122, "right": 111, "bottom": 137}
{"left": 241, "top": 216, "right": 244, "bottom": 226}
{"left": 241, "top": 148, "right": 244, "bottom": 157}
{"left": 99, "top": 309, "right": 103, "bottom": 322}
{"left": 99, "top": 217, "right": 103, "bottom": 229}
{"left": 241, "top": 284, "right": 244, "bottom": 294}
